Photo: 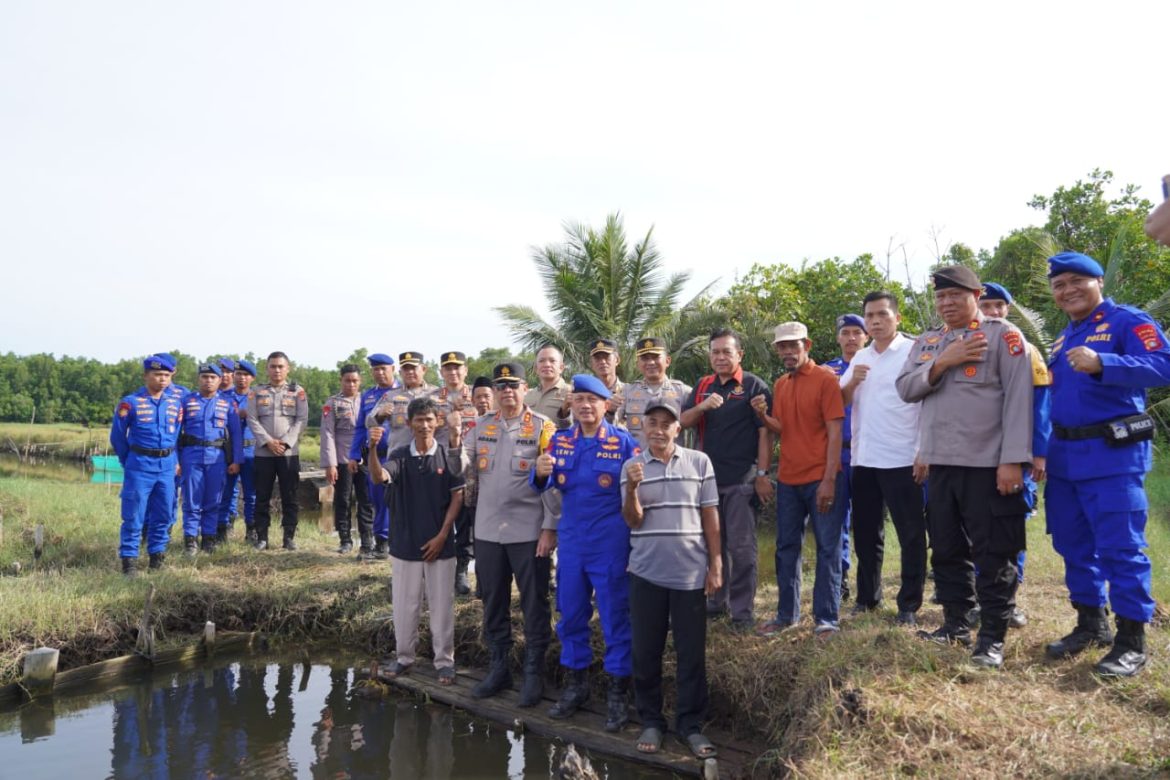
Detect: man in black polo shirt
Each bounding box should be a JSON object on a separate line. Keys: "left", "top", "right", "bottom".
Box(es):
{"left": 680, "top": 328, "right": 773, "bottom": 631}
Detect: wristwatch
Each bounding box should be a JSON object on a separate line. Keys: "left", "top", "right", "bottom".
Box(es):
{"left": 755, "top": 469, "right": 768, "bottom": 477}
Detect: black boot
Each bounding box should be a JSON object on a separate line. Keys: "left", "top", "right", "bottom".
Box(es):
{"left": 472, "top": 646, "right": 513, "bottom": 699}
{"left": 338, "top": 537, "right": 353, "bottom": 554}
{"left": 517, "top": 645, "right": 546, "bottom": 708}
{"left": 148, "top": 552, "right": 165, "bottom": 571}
{"left": 604, "top": 675, "right": 630, "bottom": 732}
{"left": 548, "top": 668, "right": 589, "bottom": 720}
{"left": 184, "top": 535, "right": 198, "bottom": 558}
{"left": 1045, "top": 603, "right": 1113, "bottom": 659}
{"left": 455, "top": 558, "right": 471, "bottom": 596}
{"left": 216, "top": 526, "right": 228, "bottom": 544}
{"left": 121, "top": 557, "right": 138, "bottom": 578}
{"left": 917, "top": 606, "right": 972, "bottom": 647}
{"left": 201, "top": 536, "right": 216, "bottom": 554}
{"left": 373, "top": 538, "right": 389, "bottom": 560}
{"left": 970, "top": 614, "right": 1008, "bottom": 669}
{"left": 1094, "top": 617, "right": 1147, "bottom": 678}
{"left": 283, "top": 528, "right": 297, "bottom": 551}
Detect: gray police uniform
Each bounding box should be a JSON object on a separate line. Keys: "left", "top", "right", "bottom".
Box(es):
{"left": 320, "top": 391, "right": 370, "bottom": 546}
{"left": 435, "top": 383, "right": 478, "bottom": 567}
{"left": 524, "top": 377, "right": 573, "bottom": 429}
{"left": 366, "top": 383, "right": 438, "bottom": 454}
{"left": 895, "top": 315, "right": 1034, "bottom": 642}
{"left": 463, "top": 406, "right": 560, "bottom": 653}
{"left": 617, "top": 378, "right": 692, "bottom": 448}
{"left": 246, "top": 382, "right": 309, "bottom": 544}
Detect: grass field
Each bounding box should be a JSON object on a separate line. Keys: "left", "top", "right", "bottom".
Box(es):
{"left": 0, "top": 455, "right": 1168, "bottom": 777}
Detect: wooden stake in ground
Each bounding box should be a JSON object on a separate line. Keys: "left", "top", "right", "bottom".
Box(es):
{"left": 22, "top": 647, "right": 59, "bottom": 698}
{"left": 135, "top": 584, "right": 156, "bottom": 659}
{"left": 203, "top": 621, "right": 216, "bottom": 657}
{"left": 34, "top": 523, "right": 44, "bottom": 565}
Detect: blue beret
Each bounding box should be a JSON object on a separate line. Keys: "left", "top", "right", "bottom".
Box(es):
{"left": 1047, "top": 252, "right": 1104, "bottom": 278}
{"left": 368, "top": 353, "right": 395, "bottom": 367}
{"left": 236, "top": 359, "right": 257, "bottom": 377}
{"left": 143, "top": 353, "right": 176, "bottom": 372}
{"left": 198, "top": 362, "right": 223, "bottom": 377}
{"left": 218, "top": 357, "right": 236, "bottom": 372}
{"left": 571, "top": 373, "right": 612, "bottom": 400}
{"left": 835, "top": 314, "right": 866, "bottom": 333}
{"left": 980, "top": 282, "right": 1013, "bottom": 304}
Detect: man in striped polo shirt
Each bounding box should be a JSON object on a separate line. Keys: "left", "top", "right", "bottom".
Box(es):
{"left": 621, "top": 400, "right": 722, "bottom": 759}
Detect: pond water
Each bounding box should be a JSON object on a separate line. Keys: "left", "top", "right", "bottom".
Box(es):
{"left": 0, "top": 656, "right": 663, "bottom": 779}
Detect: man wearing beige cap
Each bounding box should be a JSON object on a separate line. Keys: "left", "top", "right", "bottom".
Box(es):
{"left": 589, "top": 339, "right": 625, "bottom": 422}
{"left": 753, "top": 322, "right": 846, "bottom": 636}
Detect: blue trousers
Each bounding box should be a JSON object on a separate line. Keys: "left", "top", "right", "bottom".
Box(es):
{"left": 775, "top": 473, "right": 846, "bottom": 625}
{"left": 181, "top": 458, "right": 228, "bottom": 537}
{"left": 556, "top": 550, "right": 631, "bottom": 675}
{"left": 219, "top": 456, "right": 255, "bottom": 527}
{"left": 1046, "top": 473, "right": 1154, "bottom": 623}
{"left": 119, "top": 462, "right": 176, "bottom": 557}
{"left": 840, "top": 462, "right": 852, "bottom": 574}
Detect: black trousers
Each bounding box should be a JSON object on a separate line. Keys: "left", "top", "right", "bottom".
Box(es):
{"left": 475, "top": 538, "right": 551, "bottom": 650}
{"left": 630, "top": 573, "right": 708, "bottom": 736}
{"left": 254, "top": 455, "right": 300, "bottom": 539}
{"left": 927, "top": 465, "right": 1026, "bottom": 641}
{"left": 333, "top": 464, "right": 373, "bottom": 543}
{"left": 454, "top": 506, "right": 475, "bottom": 564}
{"left": 851, "top": 465, "right": 928, "bottom": 613}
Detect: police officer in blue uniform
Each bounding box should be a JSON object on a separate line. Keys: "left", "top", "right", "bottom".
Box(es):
{"left": 824, "top": 313, "right": 867, "bottom": 605}
{"left": 533, "top": 374, "right": 641, "bottom": 731}
{"left": 179, "top": 364, "right": 245, "bottom": 555}
{"left": 158, "top": 353, "right": 190, "bottom": 533}
{"left": 979, "top": 282, "right": 1052, "bottom": 628}
{"left": 220, "top": 359, "right": 258, "bottom": 542}
{"left": 1043, "top": 252, "right": 1170, "bottom": 677}
{"left": 110, "top": 354, "right": 184, "bottom": 575}
{"left": 347, "top": 353, "right": 399, "bottom": 559}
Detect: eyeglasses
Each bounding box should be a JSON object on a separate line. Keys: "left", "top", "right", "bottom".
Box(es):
{"left": 493, "top": 381, "right": 521, "bottom": 390}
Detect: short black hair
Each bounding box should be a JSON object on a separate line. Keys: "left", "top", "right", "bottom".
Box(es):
{"left": 407, "top": 396, "right": 439, "bottom": 420}
{"left": 340, "top": 363, "right": 361, "bottom": 376}
{"left": 709, "top": 328, "right": 743, "bottom": 350}
{"left": 862, "top": 291, "right": 899, "bottom": 312}
{"left": 267, "top": 351, "right": 289, "bottom": 363}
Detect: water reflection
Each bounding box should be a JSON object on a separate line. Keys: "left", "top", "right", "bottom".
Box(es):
{"left": 0, "top": 657, "right": 650, "bottom": 779}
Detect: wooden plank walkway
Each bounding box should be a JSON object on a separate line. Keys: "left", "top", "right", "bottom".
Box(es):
{"left": 368, "top": 664, "right": 756, "bottom": 778}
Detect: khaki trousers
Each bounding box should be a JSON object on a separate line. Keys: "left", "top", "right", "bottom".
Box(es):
{"left": 390, "top": 556, "right": 457, "bottom": 668}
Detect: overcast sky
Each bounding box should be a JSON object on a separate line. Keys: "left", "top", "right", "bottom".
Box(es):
{"left": 3, "top": 2, "right": 1167, "bottom": 369}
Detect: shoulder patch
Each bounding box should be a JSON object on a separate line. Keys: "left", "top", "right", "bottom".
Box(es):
{"left": 1134, "top": 323, "right": 1164, "bottom": 352}
{"left": 118, "top": 402, "right": 131, "bottom": 417}
{"left": 1003, "top": 330, "right": 1024, "bottom": 356}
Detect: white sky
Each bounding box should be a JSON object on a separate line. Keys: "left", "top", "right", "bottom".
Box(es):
{"left": 3, "top": 1, "right": 1167, "bottom": 369}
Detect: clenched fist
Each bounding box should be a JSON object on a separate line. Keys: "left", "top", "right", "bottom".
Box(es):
{"left": 535, "top": 451, "right": 555, "bottom": 478}
{"left": 625, "top": 461, "right": 644, "bottom": 488}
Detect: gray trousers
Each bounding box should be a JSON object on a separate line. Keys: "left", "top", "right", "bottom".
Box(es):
{"left": 707, "top": 482, "right": 758, "bottom": 621}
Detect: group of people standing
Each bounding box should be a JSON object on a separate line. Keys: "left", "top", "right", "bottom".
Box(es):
{"left": 109, "top": 248, "right": 1169, "bottom": 756}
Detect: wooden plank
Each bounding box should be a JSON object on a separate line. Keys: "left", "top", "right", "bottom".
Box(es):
{"left": 367, "top": 665, "right": 752, "bottom": 778}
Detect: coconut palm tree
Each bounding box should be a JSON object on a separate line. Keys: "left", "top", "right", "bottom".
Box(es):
{"left": 496, "top": 213, "right": 717, "bottom": 380}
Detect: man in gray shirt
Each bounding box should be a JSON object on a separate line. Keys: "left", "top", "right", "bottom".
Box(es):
{"left": 621, "top": 401, "right": 722, "bottom": 759}
{"left": 247, "top": 351, "right": 309, "bottom": 551}
{"left": 896, "top": 266, "right": 1033, "bottom": 669}
{"left": 461, "top": 362, "right": 560, "bottom": 706}
{"left": 320, "top": 364, "right": 369, "bottom": 555}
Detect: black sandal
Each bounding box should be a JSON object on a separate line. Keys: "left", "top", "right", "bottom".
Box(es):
{"left": 679, "top": 732, "right": 717, "bottom": 759}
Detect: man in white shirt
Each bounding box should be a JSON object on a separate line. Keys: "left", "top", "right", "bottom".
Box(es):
{"left": 840, "top": 291, "right": 927, "bottom": 625}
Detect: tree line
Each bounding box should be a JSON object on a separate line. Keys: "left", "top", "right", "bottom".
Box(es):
{"left": 2, "top": 169, "right": 1167, "bottom": 427}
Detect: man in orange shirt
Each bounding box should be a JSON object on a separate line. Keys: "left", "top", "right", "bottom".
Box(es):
{"left": 753, "top": 322, "right": 846, "bottom": 636}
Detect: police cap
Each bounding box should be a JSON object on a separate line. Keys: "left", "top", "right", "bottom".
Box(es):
{"left": 367, "top": 353, "right": 395, "bottom": 367}
{"left": 492, "top": 362, "right": 525, "bottom": 384}
{"left": 237, "top": 359, "right": 258, "bottom": 377}
{"left": 635, "top": 337, "right": 667, "bottom": 356}
{"left": 143, "top": 354, "right": 177, "bottom": 372}
{"left": 589, "top": 338, "right": 619, "bottom": 356}
{"left": 571, "top": 373, "right": 612, "bottom": 400}
{"left": 197, "top": 362, "right": 223, "bottom": 377}
{"left": 399, "top": 351, "right": 423, "bottom": 367}
{"left": 931, "top": 265, "right": 982, "bottom": 292}
{"left": 835, "top": 314, "right": 866, "bottom": 333}
{"left": 980, "top": 282, "right": 1013, "bottom": 304}
{"left": 440, "top": 351, "right": 467, "bottom": 366}
{"left": 1047, "top": 251, "right": 1105, "bottom": 278}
